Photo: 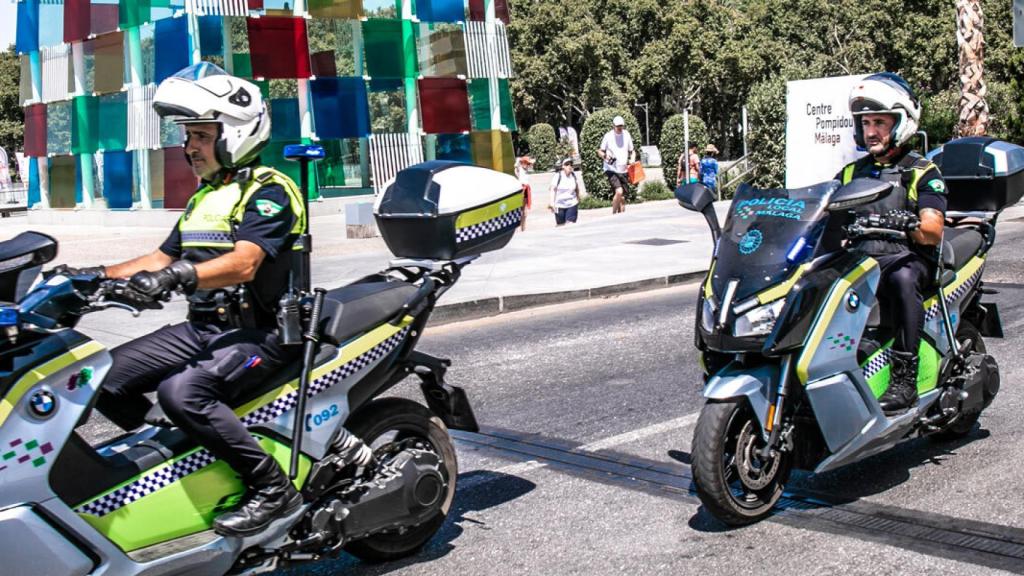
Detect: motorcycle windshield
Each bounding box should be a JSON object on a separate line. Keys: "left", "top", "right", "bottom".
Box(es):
{"left": 712, "top": 181, "right": 836, "bottom": 302}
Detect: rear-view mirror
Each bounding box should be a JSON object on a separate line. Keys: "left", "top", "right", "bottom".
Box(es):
{"left": 675, "top": 182, "right": 715, "bottom": 212}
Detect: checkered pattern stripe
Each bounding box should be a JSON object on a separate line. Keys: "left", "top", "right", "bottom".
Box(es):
{"left": 75, "top": 327, "right": 410, "bottom": 518}
{"left": 181, "top": 230, "right": 235, "bottom": 244}
{"left": 862, "top": 348, "right": 892, "bottom": 380}
{"left": 77, "top": 450, "right": 217, "bottom": 517}
{"left": 924, "top": 267, "right": 983, "bottom": 322}
{"left": 455, "top": 208, "right": 522, "bottom": 244}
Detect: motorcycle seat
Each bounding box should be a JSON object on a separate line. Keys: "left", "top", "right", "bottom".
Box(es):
{"left": 318, "top": 280, "right": 419, "bottom": 346}
{"left": 942, "top": 227, "right": 984, "bottom": 272}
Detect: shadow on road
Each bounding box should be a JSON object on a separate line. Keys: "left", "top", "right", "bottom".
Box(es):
{"left": 275, "top": 471, "right": 536, "bottom": 575}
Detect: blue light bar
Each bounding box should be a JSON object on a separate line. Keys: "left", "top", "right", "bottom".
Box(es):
{"left": 0, "top": 307, "right": 18, "bottom": 327}
{"left": 786, "top": 236, "right": 807, "bottom": 263}
{"left": 283, "top": 144, "right": 326, "bottom": 160}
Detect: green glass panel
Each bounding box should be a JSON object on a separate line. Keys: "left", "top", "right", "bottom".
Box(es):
{"left": 232, "top": 53, "right": 253, "bottom": 78}
{"left": 119, "top": 0, "right": 152, "bottom": 29}
{"left": 362, "top": 20, "right": 404, "bottom": 79}
{"left": 49, "top": 156, "right": 78, "bottom": 209}
{"left": 262, "top": 139, "right": 310, "bottom": 197}
{"left": 47, "top": 100, "right": 72, "bottom": 156}
{"left": 468, "top": 80, "right": 490, "bottom": 130}
{"left": 315, "top": 139, "right": 363, "bottom": 188}
{"left": 98, "top": 93, "right": 128, "bottom": 151}
{"left": 73, "top": 96, "right": 100, "bottom": 154}
{"left": 498, "top": 78, "right": 516, "bottom": 132}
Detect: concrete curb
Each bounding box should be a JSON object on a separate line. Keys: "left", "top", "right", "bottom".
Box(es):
{"left": 427, "top": 269, "right": 707, "bottom": 326}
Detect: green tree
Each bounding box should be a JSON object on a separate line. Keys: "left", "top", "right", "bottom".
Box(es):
{"left": 0, "top": 48, "right": 24, "bottom": 163}
{"left": 658, "top": 113, "right": 708, "bottom": 186}
{"left": 523, "top": 123, "right": 557, "bottom": 170}
{"left": 580, "top": 108, "right": 642, "bottom": 201}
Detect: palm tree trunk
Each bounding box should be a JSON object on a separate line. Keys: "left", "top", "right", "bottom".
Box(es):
{"left": 956, "top": 0, "right": 990, "bottom": 136}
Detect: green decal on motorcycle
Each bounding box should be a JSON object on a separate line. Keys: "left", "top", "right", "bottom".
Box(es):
{"left": 862, "top": 340, "right": 941, "bottom": 398}
{"left": 77, "top": 436, "right": 310, "bottom": 552}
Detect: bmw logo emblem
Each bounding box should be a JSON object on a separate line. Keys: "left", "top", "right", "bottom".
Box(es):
{"left": 29, "top": 390, "right": 56, "bottom": 419}
{"left": 846, "top": 290, "right": 861, "bottom": 311}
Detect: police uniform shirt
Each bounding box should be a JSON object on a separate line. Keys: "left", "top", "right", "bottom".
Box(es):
{"left": 834, "top": 151, "right": 948, "bottom": 215}
{"left": 159, "top": 181, "right": 298, "bottom": 314}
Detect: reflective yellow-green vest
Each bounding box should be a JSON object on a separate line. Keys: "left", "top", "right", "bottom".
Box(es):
{"left": 178, "top": 166, "right": 306, "bottom": 252}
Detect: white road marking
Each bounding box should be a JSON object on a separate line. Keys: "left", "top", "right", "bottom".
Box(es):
{"left": 459, "top": 412, "right": 701, "bottom": 490}
{"left": 576, "top": 412, "right": 700, "bottom": 453}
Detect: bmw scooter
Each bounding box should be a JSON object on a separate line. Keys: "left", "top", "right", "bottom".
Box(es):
{"left": 677, "top": 137, "right": 1019, "bottom": 526}
{"left": 0, "top": 160, "right": 524, "bottom": 574}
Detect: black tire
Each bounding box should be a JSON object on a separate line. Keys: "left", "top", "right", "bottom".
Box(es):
{"left": 342, "top": 398, "right": 457, "bottom": 562}
{"left": 691, "top": 399, "right": 792, "bottom": 526}
{"left": 931, "top": 321, "right": 986, "bottom": 441}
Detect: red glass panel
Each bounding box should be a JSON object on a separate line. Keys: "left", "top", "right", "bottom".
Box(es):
{"left": 310, "top": 51, "right": 337, "bottom": 78}
{"left": 91, "top": 3, "right": 120, "bottom": 36}
{"left": 246, "top": 17, "right": 311, "bottom": 79}
{"left": 24, "top": 104, "right": 47, "bottom": 158}
{"left": 468, "top": 0, "right": 509, "bottom": 23}
{"left": 163, "top": 148, "right": 199, "bottom": 209}
{"left": 418, "top": 78, "right": 471, "bottom": 134}
{"left": 64, "top": 0, "right": 91, "bottom": 43}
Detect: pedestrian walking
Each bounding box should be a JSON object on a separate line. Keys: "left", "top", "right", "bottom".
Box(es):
{"left": 548, "top": 158, "right": 580, "bottom": 226}
{"left": 598, "top": 115, "right": 635, "bottom": 214}
{"left": 677, "top": 145, "right": 701, "bottom": 186}
{"left": 515, "top": 155, "right": 535, "bottom": 231}
{"left": 700, "top": 144, "right": 720, "bottom": 194}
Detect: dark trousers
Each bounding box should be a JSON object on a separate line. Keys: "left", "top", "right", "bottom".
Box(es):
{"left": 96, "top": 322, "right": 299, "bottom": 480}
{"left": 875, "top": 252, "right": 932, "bottom": 354}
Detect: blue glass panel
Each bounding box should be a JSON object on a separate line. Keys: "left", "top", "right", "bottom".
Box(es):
{"left": 103, "top": 150, "right": 134, "bottom": 209}
{"left": 270, "top": 98, "right": 301, "bottom": 140}
{"left": 417, "top": 0, "right": 463, "bottom": 23}
{"left": 435, "top": 133, "right": 471, "bottom": 163}
{"left": 310, "top": 77, "right": 370, "bottom": 140}
{"left": 16, "top": 0, "right": 40, "bottom": 54}
{"left": 38, "top": 1, "right": 64, "bottom": 48}
{"left": 154, "top": 16, "right": 190, "bottom": 83}
{"left": 198, "top": 16, "right": 223, "bottom": 56}
{"left": 27, "top": 158, "right": 40, "bottom": 208}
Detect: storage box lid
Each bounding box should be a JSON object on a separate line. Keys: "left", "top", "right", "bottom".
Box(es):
{"left": 927, "top": 137, "right": 1024, "bottom": 180}
{"left": 375, "top": 161, "right": 522, "bottom": 217}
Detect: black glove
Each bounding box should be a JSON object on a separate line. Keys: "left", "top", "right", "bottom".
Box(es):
{"left": 48, "top": 264, "right": 107, "bottom": 279}
{"left": 127, "top": 260, "right": 198, "bottom": 299}
{"left": 878, "top": 209, "right": 920, "bottom": 232}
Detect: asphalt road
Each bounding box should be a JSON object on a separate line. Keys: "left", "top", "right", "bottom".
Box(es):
{"left": 268, "top": 220, "right": 1024, "bottom": 576}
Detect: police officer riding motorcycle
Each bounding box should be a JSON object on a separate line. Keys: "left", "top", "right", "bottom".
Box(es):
{"left": 835, "top": 72, "right": 948, "bottom": 413}
{"left": 57, "top": 63, "right": 308, "bottom": 537}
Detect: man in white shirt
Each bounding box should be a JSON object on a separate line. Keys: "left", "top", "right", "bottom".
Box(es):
{"left": 598, "top": 115, "right": 635, "bottom": 214}
{"left": 548, "top": 157, "right": 580, "bottom": 225}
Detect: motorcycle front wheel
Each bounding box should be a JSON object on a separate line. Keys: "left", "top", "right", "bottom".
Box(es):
{"left": 342, "top": 397, "right": 458, "bottom": 562}
{"left": 691, "top": 399, "right": 792, "bottom": 526}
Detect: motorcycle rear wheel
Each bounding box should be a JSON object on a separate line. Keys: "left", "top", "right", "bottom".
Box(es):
{"left": 342, "top": 398, "right": 458, "bottom": 562}
{"left": 691, "top": 399, "right": 792, "bottom": 526}
{"left": 931, "top": 321, "right": 987, "bottom": 441}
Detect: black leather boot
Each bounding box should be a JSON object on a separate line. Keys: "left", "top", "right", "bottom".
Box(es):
{"left": 213, "top": 457, "right": 303, "bottom": 537}
{"left": 879, "top": 350, "right": 920, "bottom": 414}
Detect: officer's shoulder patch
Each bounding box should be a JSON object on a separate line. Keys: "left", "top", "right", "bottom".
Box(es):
{"left": 926, "top": 179, "right": 946, "bottom": 194}
{"left": 255, "top": 198, "right": 284, "bottom": 217}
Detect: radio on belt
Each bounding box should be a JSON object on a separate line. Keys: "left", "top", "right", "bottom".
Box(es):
{"left": 374, "top": 161, "right": 523, "bottom": 260}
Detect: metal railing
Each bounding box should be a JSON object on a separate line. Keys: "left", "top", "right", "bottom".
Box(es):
{"left": 718, "top": 155, "right": 755, "bottom": 200}
{"left": 0, "top": 185, "right": 28, "bottom": 216}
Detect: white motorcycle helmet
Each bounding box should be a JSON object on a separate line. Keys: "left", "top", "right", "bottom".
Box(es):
{"left": 153, "top": 62, "right": 270, "bottom": 169}
{"left": 849, "top": 72, "right": 921, "bottom": 151}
